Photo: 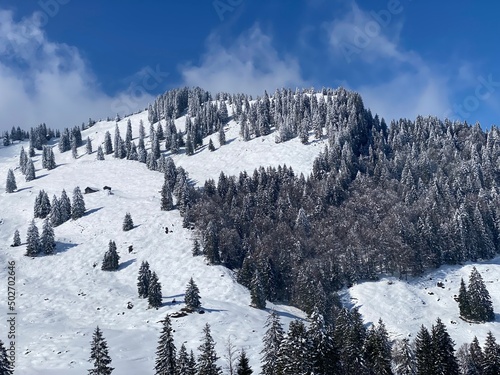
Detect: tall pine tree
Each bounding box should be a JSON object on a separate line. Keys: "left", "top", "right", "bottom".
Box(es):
{"left": 88, "top": 326, "right": 114, "bottom": 375}
{"left": 155, "top": 314, "right": 177, "bottom": 375}
{"left": 197, "top": 324, "right": 222, "bottom": 375}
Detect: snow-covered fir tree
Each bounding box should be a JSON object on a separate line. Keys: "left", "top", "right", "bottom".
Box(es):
{"left": 185, "top": 277, "right": 201, "bottom": 309}
{"left": 49, "top": 195, "right": 62, "bottom": 227}
{"left": 236, "top": 350, "right": 253, "bottom": 375}
{"left": 25, "top": 219, "right": 40, "bottom": 257}
{"left": 261, "top": 311, "right": 284, "bottom": 375}
{"left": 101, "top": 240, "right": 120, "bottom": 271}
{"left": 71, "top": 135, "right": 78, "bottom": 158}
{"left": 96, "top": 145, "right": 105, "bottom": 160}
{"left": 34, "top": 190, "right": 51, "bottom": 219}
{"left": 482, "top": 331, "right": 500, "bottom": 375}
{"left": 197, "top": 324, "right": 222, "bottom": 375}
{"left": 148, "top": 271, "right": 162, "bottom": 309}
{"left": 25, "top": 158, "right": 35, "bottom": 181}
{"left": 40, "top": 218, "right": 55, "bottom": 255}
{"left": 137, "top": 261, "right": 151, "bottom": 298}
{"left": 392, "top": 338, "right": 416, "bottom": 375}
{"left": 208, "top": 138, "right": 215, "bottom": 151}
{"left": 59, "top": 189, "right": 72, "bottom": 223}
{"left": 71, "top": 186, "right": 86, "bottom": 220}
{"left": 154, "top": 314, "right": 177, "bottom": 375}
{"left": 88, "top": 326, "right": 114, "bottom": 375}
{"left": 11, "top": 229, "right": 21, "bottom": 247}
{"left": 0, "top": 339, "right": 14, "bottom": 375}
{"left": 5, "top": 169, "right": 16, "bottom": 193}
{"left": 218, "top": 124, "right": 226, "bottom": 146}
{"left": 192, "top": 239, "right": 202, "bottom": 256}
{"left": 19, "top": 146, "right": 27, "bottom": 174}
{"left": 86, "top": 137, "right": 93, "bottom": 154}
{"left": 277, "top": 319, "right": 312, "bottom": 375}
{"left": 104, "top": 131, "right": 113, "bottom": 155}
{"left": 250, "top": 270, "right": 266, "bottom": 309}
{"left": 364, "top": 319, "right": 393, "bottom": 375}
{"left": 161, "top": 179, "right": 174, "bottom": 211}
{"left": 122, "top": 212, "right": 134, "bottom": 231}
{"left": 468, "top": 267, "right": 495, "bottom": 322}
{"left": 176, "top": 344, "right": 196, "bottom": 375}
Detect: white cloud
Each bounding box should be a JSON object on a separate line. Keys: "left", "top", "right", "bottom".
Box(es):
{"left": 325, "top": 1, "right": 453, "bottom": 122}
{"left": 180, "top": 25, "right": 307, "bottom": 96}
{"left": 0, "top": 9, "right": 158, "bottom": 133}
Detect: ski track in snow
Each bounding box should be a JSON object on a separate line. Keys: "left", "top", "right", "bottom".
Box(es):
{"left": 1, "top": 109, "right": 500, "bottom": 372}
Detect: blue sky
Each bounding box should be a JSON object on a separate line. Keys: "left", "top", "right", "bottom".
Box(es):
{"left": 1, "top": 0, "right": 500, "bottom": 131}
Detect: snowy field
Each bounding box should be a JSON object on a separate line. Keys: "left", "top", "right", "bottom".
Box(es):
{"left": 1, "top": 109, "right": 499, "bottom": 373}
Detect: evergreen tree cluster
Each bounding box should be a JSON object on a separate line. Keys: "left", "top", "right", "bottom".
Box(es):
{"left": 174, "top": 88, "right": 500, "bottom": 316}
{"left": 2, "top": 126, "right": 29, "bottom": 147}
{"left": 47, "top": 189, "right": 72, "bottom": 227}
{"left": 458, "top": 267, "right": 495, "bottom": 322}
{"left": 41, "top": 146, "right": 56, "bottom": 170}
{"left": 29, "top": 123, "right": 56, "bottom": 150}
{"left": 24, "top": 218, "right": 55, "bottom": 257}
{"left": 58, "top": 126, "right": 82, "bottom": 153}
{"left": 101, "top": 240, "right": 120, "bottom": 271}
{"left": 136, "top": 261, "right": 163, "bottom": 309}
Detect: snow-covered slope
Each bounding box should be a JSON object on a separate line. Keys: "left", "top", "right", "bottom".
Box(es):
{"left": 344, "top": 260, "right": 500, "bottom": 348}
{"left": 0, "top": 110, "right": 318, "bottom": 374}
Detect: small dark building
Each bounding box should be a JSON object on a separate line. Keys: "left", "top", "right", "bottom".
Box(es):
{"left": 103, "top": 186, "right": 112, "bottom": 191}
{"left": 84, "top": 187, "right": 99, "bottom": 194}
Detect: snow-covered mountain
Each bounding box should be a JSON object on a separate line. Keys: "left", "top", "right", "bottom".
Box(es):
{"left": 2, "top": 106, "right": 500, "bottom": 373}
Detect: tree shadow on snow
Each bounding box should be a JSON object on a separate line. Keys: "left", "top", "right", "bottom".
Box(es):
{"left": 84, "top": 207, "right": 103, "bottom": 216}
{"left": 200, "top": 307, "right": 228, "bottom": 313}
{"left": 119, "top": 258, "right": 136, "bottom": 270}
{"left": 35, "top": 173, "right": 49, "bottom": 180}
{"left": 266, "top": 307, "right": 305, "bottom": 321}
{"left": 56, "top": 242, "right": 79, "bottom": 254}
{"left": 165, "top": 293, "right": 185, "bottom": 299}
{"left": 15, "top": 187, "right": 33, "bottom": 193}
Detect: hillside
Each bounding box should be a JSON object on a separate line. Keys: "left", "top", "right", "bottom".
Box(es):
{"left": 0, "top": 109, "right": 318, "bottom": 374}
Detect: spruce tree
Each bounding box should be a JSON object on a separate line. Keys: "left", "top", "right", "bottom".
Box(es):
{"left": 277, "top": 319, "right": 312, "bottom": 375}
{"left": 0, "top": 339, "right": 14, "bottom": 375}
{"left": 71, "top": 186, "right": 86, "bottom": 220}
{"left": 458, "top": 278, "right": 470, "bottom": 319}
{"left": 308, "top": 306, "right": 338, "bottom": 374}
{"left": 12, "top": 229, "right": 21, "bottom": 247}
{"left": 19, "top": 146, "right": 27, "bottom": 174}
{"left": 155, "top": 314, "right": 177, "bottom": 375}
{"left": 177, "top": 344, "right": 195, "bottom": 375}
{"left": 208, "top": 138, "right": 215, "bottom": 151}
{"left": 59, "top": 189, "right": 72, "bottom": 223}
{"left": 431, "top": 318, "right": 459, "bottom": 375}
{"left": 25, "top": 219, "right": 40, "bottom": 257}
{"left": 49, "top": 195, "right": 62, "bottom": 227}
{"left": 104, "top": 131, "right": 113, "bottom": 155}
{"left": 71, "top": 135, "right": 78, "bottom": 158}
{"left": 34, "top": 190, "right": 51, "bottom": 219}
{"left": 236, "top": 350, "right": 253, "bottom": 375}
{"left": 161, "top": 179, "right": 174, "bottom": 211}
{"left": 197, "top": 324, "right": 222, "bottom": 375}
{"left": 185, "top": 277, "right": 201, "bottom": 310}
{"left": 148, "top": 272, "right": 163, "bottom": 309}
{"left": 482, "top": 331, "right": 500, "bottom": 375}
{"left": 122, "top": 212, "right": 134, "bottom": 231}
{"left": 250, "top": 270, "right": 266, "bottom": 309}
{"left": 40, "top": 218, "right": 55, "bottom": 255}
{"left": 88, "top": 326, "right": 114, "bottom": 375}
{"left": 5, "top": 169, "right": 16, "bottom": 193}
{"left": 96, "top": 145, "right": 105, "bottom": 160}
{"left": 102, "top": 240, "right": 120, "bottom": 271}
{"left": 415, "top": 325, "right": 434, "bottom": 375}
{"left": 218, "top": 125, "right": 226, "bottom": 146}
{"left": 468, "top": 267, "right": 494, "bottom": 322}
{"left": 86, "top": 137, "right": 93, "bottom": 154}
{"left": 25, "top": 158, "right": 35, "bottom": 181}
{"left": 137, "top": 261, "right": 151, "bottom": 298}
{"left": 192, "top": 239, "right": 202, "bottom": 256}
{"left": 261, "top": 311, "right": 284, "bottom": 375}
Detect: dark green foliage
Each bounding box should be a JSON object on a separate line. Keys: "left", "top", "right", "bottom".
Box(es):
{"left": 415, "top": 325, "right": 433, "bottom": 375}
{"left": 86, "top": 137, "right": 93, "bottom": 154}
{"left": 458, "top": 278, "right": 470, "bottom": 319}
{"left": 25, "top": 158, "right": 35, "bottom": 181}
{"left": 483, "top": 332, "right": 500, "bottom": 375}
{"left": 34, "top": 190, "right": 51, "bottom": 219}
{"left": 236, "top": 350, "right": 252, "bottom": 375}
{"left": 0, "top": 339, "right": 14, "bottom": 375}
{"left": 19, "top": 146, "right": 27, "bottom": 174}
{"left": 40, "top": 218, "right": 55, "bottom": 255}
{"left": 277, "top": 319, "right": 312, "bottom": 374}
{"left": 104, "top": 131, "right": 113, "bottom": 155}
{"left": 261, "top": 311, "right": 284, "bottom": 375}
{"left": 88, "top": 326, "right": 114, "bottom": 375}
{"left": 308, "top": 306, "right": 339, "bottom": 374}
{"left": 203, "top": 221, "right": 220, "bottom": 265}
{"left": 155, "top": 315, "right": 176, "bottom": 375}
{"left": 49, "top": 195, "right": 62, "bottom": 227}
{"left": 97, "top": 145, "right": 105, "bottom": 160}
{"left": 431, "top": 318, "right": 459, "bottom": 375}
{"left": 12, "top": 229, "right": 21, "bottom": 247}
{"left": 122, "top": 212, "right": 134, "bottom": 231}
{"left": 25, "top": 220, "right": 40, "bottom": 257}
{"left": 364, "top": 319, "right": 393, "bottom": 375}
{"left": 192, "top": 239, "right": 202, "bottom": 256}
{"left": 71, "top": 186, "right": 86, "bottom": 220}
{"left": 5, "top": 169, "right": 16, "bottom": 193}
{"left": 148, "top": 272, "right": 162, "bottom": 309}
{"left": 392, "top": 338, "right": 416, "bottom": 375}
{"left": 208, "top": 138, "right": 215, "bottom": 151}
{"left": 161, "top": 179, "right": 174, "bottom": 211}
{"left": 468, "top": 267, "right": 495, "bottom": 322}
{"left": 250, "top": 270, "right": 266, "bottom": 309}
{"left": 59, "top": 189, "right": 72, "bottom": 223}
{"left": 102, "top": 240, "right": 120, "bottom": 271}
{"left": 42, "top": 146, "right": 56, "bottom": 170}
{"left": 137, "top": 261, "right": 151, "bottom": 298}
{"left": 197, "top": 324, "right": 222, "bottom": 375}
{"left": 177, "top": 344, "right": 196, "bottom": 375}
{"left": 185, "top": 278, "right": 201, "bottom": 309}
